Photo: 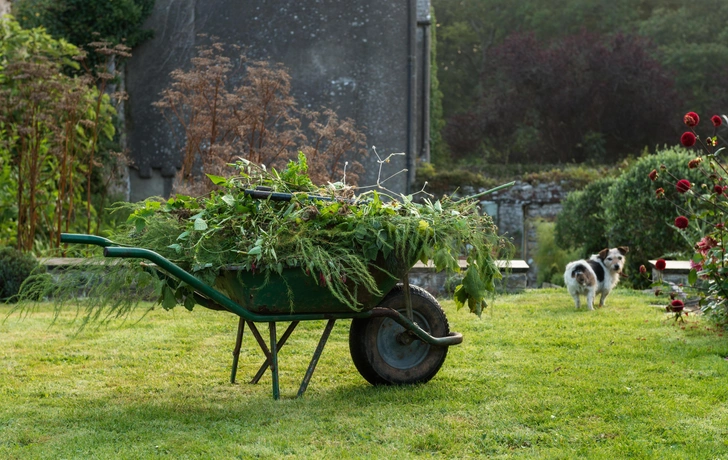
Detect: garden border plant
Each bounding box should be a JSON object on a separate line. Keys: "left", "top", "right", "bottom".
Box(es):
{"left": 649, "top": 111, "right": 728, "bottom": 326}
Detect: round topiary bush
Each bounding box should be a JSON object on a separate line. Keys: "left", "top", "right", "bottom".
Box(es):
{"left": 603, "top": 147, "right": 705, "bottom": 287}
{"left": 0, "top": 247, "right": 43, "bottom": 302}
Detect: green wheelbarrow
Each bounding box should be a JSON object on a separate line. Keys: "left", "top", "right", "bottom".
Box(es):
{"left": 60, "top": 233, "right": 463, "bottom": 399}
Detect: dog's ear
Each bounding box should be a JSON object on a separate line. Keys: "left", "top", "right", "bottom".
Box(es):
{"left": 598, "top": 248, "right": 609, "bottom": 260}
{"left": 617, "top": 246, "right": 629, "bottom": 255}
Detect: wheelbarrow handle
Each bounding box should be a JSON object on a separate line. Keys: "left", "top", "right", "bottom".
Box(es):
{"left": 60, "top": 233, "right": 115, "bottom": 247}
{"left": 244, "top": 189, "right": 333, "bottom": 202}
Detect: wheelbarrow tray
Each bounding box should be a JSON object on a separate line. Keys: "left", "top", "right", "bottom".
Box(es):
{"left": 216, "top": 256, "right": 410, "bottom": 314}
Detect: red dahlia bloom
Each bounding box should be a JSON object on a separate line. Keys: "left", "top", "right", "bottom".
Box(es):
{"left": 681, "top": 132, "right": 697, "bottom": 147}
{"left": 688, "top": 158, "right": 702, "bottom": 169}
{"left": 655, "top": 259, "right": 667, "bottom": 271}
{"left": 712, "top": 115, "right": 722, "bottom": 127}
{"left": 655, "top": 187, "right": 665, "bottom": 198}
{"left": 684, "top": 112, "right": 700, "bottom": 127}
{"left": 671, "top": 299, "right": 684, "bottom": 307}
{"left": 676, "top": 179, "right": 691, "bottom": 193}
{"left": 648, "top": 169, "right": 658, "bottom": 181}
{"left": 675, "top": 216, "right": 689, "bottom": 229}
{"left": 715, "top": 185, "right": 724, "bottom": 195}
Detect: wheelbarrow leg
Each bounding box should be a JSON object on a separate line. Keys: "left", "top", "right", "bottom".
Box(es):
{"left": 269, "top": 322, "right": 280, "bottom": 400}
{"left": 230, "top": 317, "right": 245, "bottom": 384}
{"left": 248, "top": 321, "right": 299, "bottom": 384}
{"left": 297, "top": 319, "right": 336, "bottom": 398}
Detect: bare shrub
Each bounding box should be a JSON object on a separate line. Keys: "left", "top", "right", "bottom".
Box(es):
{"left": 155, "top": 40, "right": 367, "bottom": 195}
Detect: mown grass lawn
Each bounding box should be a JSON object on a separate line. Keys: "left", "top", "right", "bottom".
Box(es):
{"left": 1, "top": 288, "right": 728, "bottom": 459}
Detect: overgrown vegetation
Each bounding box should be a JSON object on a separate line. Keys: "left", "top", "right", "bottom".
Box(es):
{"left": 0, "top": 17, "right": 128, "bottom": 252}
{"left": 444, "top": 31, "right": 677, "bottom": 164}
{"left": 415, "top": 161, "right": 617, "bottom": 198}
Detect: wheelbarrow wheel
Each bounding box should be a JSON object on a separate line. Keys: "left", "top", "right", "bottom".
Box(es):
{"left": 349, "top": 284, "right": 450, "bottom": 385}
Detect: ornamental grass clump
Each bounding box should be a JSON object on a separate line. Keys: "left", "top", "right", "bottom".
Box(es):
{"left": 650, "top": 111, "right": 728, "bottom": 325}
{"left": 22, "top": 153, "right": 511, "bottom": 322}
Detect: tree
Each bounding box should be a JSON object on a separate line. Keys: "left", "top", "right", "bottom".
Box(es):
{"left": 445, "top": 31, "right": 680, "bottom": 164}
{"left": 13, "top": 0, "right": 153, "bottom": 67}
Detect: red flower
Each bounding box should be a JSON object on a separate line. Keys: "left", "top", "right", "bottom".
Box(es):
{"left": 668, "top": 299, "right": 685, "bottom": 313}
{"left": 688, "top": 158, "right": 702, "bottom": 169}
{"left": 681, "top": 132, "right": 697, "bottom": 147}
{"left": 655, "top": 259, "right": 667, "bottom": 271}
{"left": 655, "top": 187, "right": 665, "bottom": 198}
{"left": 649, "top": 169, "right": 658, "bottom": 181}
{"left": 675, "top": 216, "right": 689, "bottom": 229}
{"left": 717, "top": 223, "right": 726, "bottom": 229}
{"left": 712, "top": 115, "right": 722, "bottom": 127}
{"left": 684, "top": 112, "right": 700, "bottom": 127}
{"left": 696, "top": 236, "right": 717, "bottom": 254}
{"left": 715, "top": 185, "right": 724, "bottom": 195}
{"left": 676, "top": 179, "right": 691, "bottom": 193}
{"left": 639, "top": 265, "right": 647, "bottom": 274}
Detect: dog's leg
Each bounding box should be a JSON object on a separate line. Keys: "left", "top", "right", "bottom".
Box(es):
{"left": 572, "top": 294, "right": 581, "bottom": 309}
{"left": 586, "top": 291, "right": 595, "bottom": 311}
{"left": 599, "top": 292, "right": 608, "bottom": 308}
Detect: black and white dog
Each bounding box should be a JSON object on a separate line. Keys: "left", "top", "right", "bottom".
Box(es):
{"left": 564, "top": 247, "right": 629, "bottom": 310}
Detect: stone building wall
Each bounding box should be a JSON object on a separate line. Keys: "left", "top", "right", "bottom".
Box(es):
{"left": 124, "top": 0, "right": 432, "bottom": 201}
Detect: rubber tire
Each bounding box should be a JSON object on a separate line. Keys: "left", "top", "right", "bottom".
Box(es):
{"left": 349, "top": 284, "right": 450, "bottom": 385}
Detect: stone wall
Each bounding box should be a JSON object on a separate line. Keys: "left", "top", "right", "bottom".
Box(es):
{"left": 479, "top": 181, "right": 571, "bottom": 287}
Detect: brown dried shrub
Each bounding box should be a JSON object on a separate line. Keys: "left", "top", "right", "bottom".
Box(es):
{"left": 155, "top": 40, "right": 367, "bottom": 195}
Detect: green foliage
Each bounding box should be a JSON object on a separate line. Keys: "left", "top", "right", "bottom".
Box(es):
{"left": 52, "top": 156, "right": 511, "bottom": 318}
{"left": 638, "top": 0, "right": 728, "bottom": 115}
{"left": 433, "top": 0, "right": 728, "bottom": 164}
{"left": 0, "top": 16, "right": 119, "bottom": 251}
{"left": 555, "top": 177, "right": 616, "bottom": 258}
{"left": 13, "top": 0, "right": 153, "bottom": 67}
{"left": 533, "top": 220, "right": 580, "bottom": 286}
{"left": 428, "top": 7, "right": 449, "bottom": 167}
{"left": 556, "top": 148, "right": 706, "bottom": 288}
{"left": 0, "top": 247, "right": 43, "bottom": 302}
{"left": 603, "top": 147, "right": 705, "bottom": 287}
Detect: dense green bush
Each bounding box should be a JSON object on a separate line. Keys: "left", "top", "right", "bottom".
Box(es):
{"left": 556, "top": 147, "right": 704, "bottom": 288}
{"left": 603, "top": 147, "right": 705, "bottom": 286}
{"left": 0, "top": 247, "right": 43, "bottom": 302}
{"left": 555, "top": 177, "right": 616, "bottom": 258}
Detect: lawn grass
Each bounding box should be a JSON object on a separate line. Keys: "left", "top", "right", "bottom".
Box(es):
{"left": 2, "top": 288, "right": 728, "bottom": 459}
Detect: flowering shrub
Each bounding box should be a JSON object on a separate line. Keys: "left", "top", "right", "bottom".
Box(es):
{"left": 651, "top": 112, "right": 728, "bottom": 325}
